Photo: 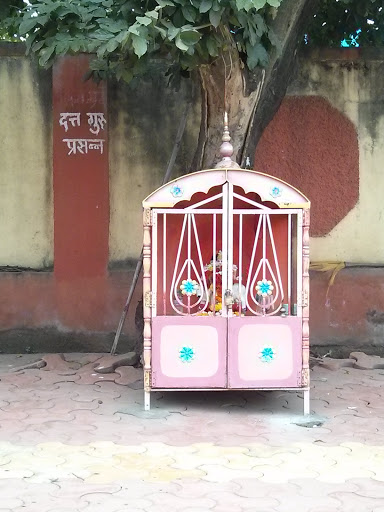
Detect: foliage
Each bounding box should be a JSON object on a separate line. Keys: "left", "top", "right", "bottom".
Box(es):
{"left": 1, "top": 0, "right": 283, "bottom": 81}
{"left": 307, "top": 0, "right": 384, "bottom": 47}
{"left": 0, "top": 0, "right": 24, "bottom": 40}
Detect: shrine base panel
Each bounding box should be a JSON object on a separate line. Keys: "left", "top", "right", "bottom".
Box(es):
{"left": 151, "top": 316, "right": 303, "bottom": 390}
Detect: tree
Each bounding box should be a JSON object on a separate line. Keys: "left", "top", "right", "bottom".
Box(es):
{"left": 1, "top": 0, "right": 382, "bottom": 167}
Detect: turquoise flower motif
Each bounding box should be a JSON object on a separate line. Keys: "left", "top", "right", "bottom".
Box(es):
{"left": 179, "top": 346, "right": 194, "bottom": 363}
{"left": 180, "top": 279, "right": 198, "bottom": 296}
{"left": 270, "top": 186, "right": 282, "bottom": 198}
{"left": 260, "top": 346, "right": 276, "bottom": 363}
{"left": 170, "top": 184, "right": 183, "bottom": 198}
{"left": 256, "top": 279, "right": 274, "bottom": 297}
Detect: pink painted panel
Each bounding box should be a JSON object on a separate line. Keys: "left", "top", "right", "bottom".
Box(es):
{"left": 228, "top": 317, "right": 302, "bottom": 388}
{"left": 152, "top": 316, "right": 226, "bottom": 388}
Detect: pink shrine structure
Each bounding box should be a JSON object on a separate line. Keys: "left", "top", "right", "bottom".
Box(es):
{"left": 142, "top": 116, "right": 311, "bottom": 414}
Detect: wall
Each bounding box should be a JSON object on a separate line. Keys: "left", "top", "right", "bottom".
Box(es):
{"left": 0, "top": 44, "right": 383, "bottom": 353}
{"left": 108, "top": 74, "right": 200, "bottom": 263}
{"left": 254, "top": 48, "right": 384, "bottom": 352}
{"left": 0, "top": 45, "right": 53, "bottom": 268}
{"left": 0, "top": 45, "right": 200, "bottom": 352}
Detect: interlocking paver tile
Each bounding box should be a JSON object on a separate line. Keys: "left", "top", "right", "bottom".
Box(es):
{"left": 198, "top": 464, "right": 263, "bottom": 482}
{"left": 1, "top": 352, "right": 384, "bottom": 511}
{"left": 209, "top": 490, "right": 280, "bottom": 509}
{"left": 148, "top": 492, "right": 217, "bottom": 510}
{"left": 329, "top": 491, "right": 384, "bottom": 511}
{"left": 114, "top": 366, "right": 143, "bottom": 386}
{"left": 347, "top": 478, "right": 384, "bottom": 498}
{"left": 79, "top": 491, "right": 152, "bottom": 511}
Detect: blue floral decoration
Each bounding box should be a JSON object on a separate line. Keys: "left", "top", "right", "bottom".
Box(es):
{"left": 270, "top": 186, "right": 282, "bottom": 199}
{"left": 180, "top": 278, "right": 198, "bottom": 296}
{"left": 260, "top": 346, "right": 276, "bottom": 363}
{"left": 256, "top": 279, "right": 274, "bottom": 298}
{"left": 179, "top": 346, "right": 194, "bottom": 363}
{"left": 170, "top": 184, "right": 183, "bottom": 198}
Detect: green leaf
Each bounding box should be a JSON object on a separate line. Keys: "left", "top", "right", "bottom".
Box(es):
{"left": 154, "top": 25, "right": 167, "bottom": 38}
{"left": 175, "top": 34, "right": 189, "bottom": 51}
{"left": 128, "top": 23, "right": 141, "bottom": 36}
{"left": 106, "top": 38, "right": 119, "bottom": 52}
{"left": 179, "top": 29, "right": 201, "bottom": 45}
{"left": 70, "top": 39, "right": 82, "bottom": 52}
{"left": 146, "top": 10, "right": 159, "bottom": 20}
{"left": 39, "top": 45, "right": 56, "bottom": 66}
{"left": 251, "top": 0, "right": 267, "bottom": 8}
{"left": 163, "top": 23, "right": 179, "bottom": 40}
{"left": 136, "top": 16, "right": 152, "bottom": 26}
{"left": 19, "top": 16, "right": 39, "bottom": 36}
{"left": 131, "top": 34, "right": 148, "bottom": 57}
{"left": 199, "top": 0, "right": 213, "bottom": 13}
{"left": 181, "top": 5, "right": 196, "bottom": 22}
{"left": 156, "top": 0, "right": 174, "bottom": 6}
{"left": 266, "top": 0, "right": 281, "bottom": 6}
{"left": 206, "top": 35, "right": 219, "bottom": 56}
{"left": 56, "top": 40, "right": 70, "bottom": 54}
{"left": 246, "top": 42, "right": 268, "bottom": 69}
{"left": 209, "top": 8, "right": 222, "bottom": 27}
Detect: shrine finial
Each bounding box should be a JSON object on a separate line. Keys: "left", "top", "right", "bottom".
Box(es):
{"left": 214, "top": 112, "right": 241, "bottom": 169}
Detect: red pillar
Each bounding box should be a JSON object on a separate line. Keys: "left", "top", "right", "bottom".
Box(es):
{"left": 53, "top": 55, "right": 109, "bottom": 330}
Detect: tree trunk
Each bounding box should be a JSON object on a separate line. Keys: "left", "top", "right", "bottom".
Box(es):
{"left": 193, "top": 0, "right": 320, "bottom": 170}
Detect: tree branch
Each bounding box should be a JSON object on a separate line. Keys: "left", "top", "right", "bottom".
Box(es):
{"left": 239, "top": 0, "right": 321, "bottom": 167}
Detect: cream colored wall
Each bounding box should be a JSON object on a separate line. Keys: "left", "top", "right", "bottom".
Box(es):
{"left": 109, "top": 75, "right": 200, "bottom": 263}
{"left": 1, "top": 50, "right": 382, "bottom": 268}
{"left": 289, "top": 56, "right": 384, "bottom": 264}
{"left": 0, "top": 56, "right": 53, "bottom": 268}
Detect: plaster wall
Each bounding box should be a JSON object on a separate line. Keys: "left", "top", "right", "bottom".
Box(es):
{"left": 289, "top": 53, "right": 384, "bottom": 264}
{"left": 108, "top": 75, "right": 200, "bottom": 263}
{"left": 0, "top": 53, "right": 53, "bottom": 268}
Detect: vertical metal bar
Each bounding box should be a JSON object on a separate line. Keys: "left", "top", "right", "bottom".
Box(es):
{"left": 266, "top": 215, "right": 284, "bottom": 302}
{"left": 213, "top": 213, "right": 216, "bottom": 313}
{"left": 187, "top": 213, "right": 191, "bottom": 315}
{"left": 187, "top": 213, "right": 191, "bottom": 280}
{"left": 288, "top": 213, "right": 292, "bottom": 316}
{"left": 191, "top": 214, "right": 209, "bottom": 310}
{"left": 239, "top": 213, "right": 243, "bottom": 305}
{"left": 297, "top": 211, "right": 303, "bottom": 318}
{"left": 222, "top": 183, "right": 228, "bottom": 317}
{"left": 170, "top": 214, "right": 187, "bottom": 315}
{"left": 163, "top": 213, "right": 167, "bottom": 316}
{"left": 262, "top": 214, "right": 266, "bottom": 281}
{"left": 151, "top": 211, "right": 157, "bottom": 318}
{"left": 245, "top": 214, "right": 263, "bottom": 315}
{"left": 227, "top": 182, "right": 234, "bottom": 318}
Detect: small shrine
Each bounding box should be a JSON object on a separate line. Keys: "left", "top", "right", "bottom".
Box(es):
{"left": 142, "top": 115, "right": 310, "bottom": 414}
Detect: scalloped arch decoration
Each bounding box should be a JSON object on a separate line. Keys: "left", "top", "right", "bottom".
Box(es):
{"left": 142, "top": 169, "right": 310, "bottom": 209}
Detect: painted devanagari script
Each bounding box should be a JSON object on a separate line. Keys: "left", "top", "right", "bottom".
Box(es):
{"left": 59, "top": 112, "right": 107, "bottom": 155}
{"left": 63, "top": 138, "right": 105, "bottom": 155}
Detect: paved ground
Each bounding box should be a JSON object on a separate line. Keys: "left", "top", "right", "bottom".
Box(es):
{"left": 0, "top": 352, "right": 384, "bottom": 511}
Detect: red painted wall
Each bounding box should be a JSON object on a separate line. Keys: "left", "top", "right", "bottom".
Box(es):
{"left": 254, "top": 96, "right": 359, "bottom": 237}
{"left": 53, "top": 55, "right": 109, "bottom": 330}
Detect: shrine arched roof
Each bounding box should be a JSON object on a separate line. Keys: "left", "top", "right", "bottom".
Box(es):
{"left": 143, "top": 168, "right": 310, "bottom": 209}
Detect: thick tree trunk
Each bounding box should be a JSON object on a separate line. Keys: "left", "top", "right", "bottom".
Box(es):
{"left": 193, "top": 0, "right": 320, "bottom": 170}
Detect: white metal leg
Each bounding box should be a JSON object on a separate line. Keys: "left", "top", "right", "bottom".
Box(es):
{"left": 303, "top": 389, "right": 310, "bottom": 415}
{"left": 144, "top": 391, "right": 151, "bottom": 411}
